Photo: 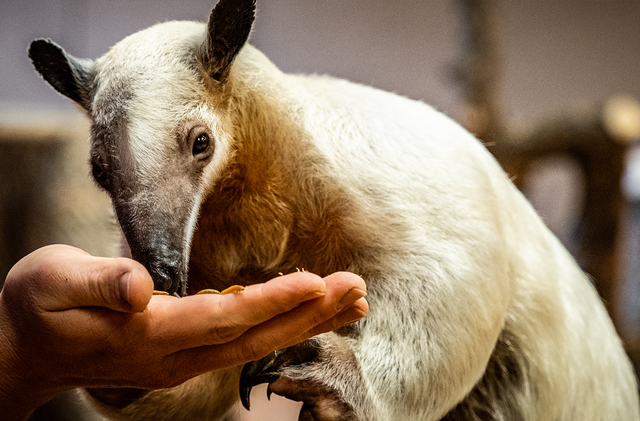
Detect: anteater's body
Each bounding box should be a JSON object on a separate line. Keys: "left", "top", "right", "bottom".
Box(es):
{"left": 29, "top": 1, "right": 639, "bottom": 420}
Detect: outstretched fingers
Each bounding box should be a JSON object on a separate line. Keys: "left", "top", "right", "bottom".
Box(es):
{"left": 164, "top": 272, "right": 367, "bottom": 376}
{"left": 145, "top": 271, "right": 328, "bottom": 351}
{"left": 281, "top": 298, "right": 369, "bottom": 349}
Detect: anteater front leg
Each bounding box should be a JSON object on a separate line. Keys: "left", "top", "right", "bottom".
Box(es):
{"left": 240, "top": 333, "right": 373, "bottom": 421}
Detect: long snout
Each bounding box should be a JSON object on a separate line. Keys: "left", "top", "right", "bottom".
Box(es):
{"left": 116, "top": 203, "right": 193, "bottom": 296}
{"left": 105, "top": 157, "right": 203, "bottom": 297}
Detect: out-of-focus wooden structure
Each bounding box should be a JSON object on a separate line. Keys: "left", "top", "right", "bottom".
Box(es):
{"left": 457, "top": 0, "right": 640, "bottom": 354}
{"left": 0, "top": 110, "right": 117, "bottom": 286}
{"left": 0, "top": 110, "right": 117, "bottom": 421}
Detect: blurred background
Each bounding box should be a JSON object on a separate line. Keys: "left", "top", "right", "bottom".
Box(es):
{"left": 1, "top": 0, "right": 639, "bottom": 419}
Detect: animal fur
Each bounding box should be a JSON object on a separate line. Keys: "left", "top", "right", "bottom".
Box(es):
{"left": 29, "top": 0, "right": 640, "bottom": 420}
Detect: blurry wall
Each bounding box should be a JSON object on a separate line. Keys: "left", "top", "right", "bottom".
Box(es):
{"left": 0, "top": 0, "right": 465, "bottom": 115}
{"left": 1, "top": 1, "right": 639, "bottom": 122}
{"left": 496, "top": 1, "right": 640, "bottom": 130}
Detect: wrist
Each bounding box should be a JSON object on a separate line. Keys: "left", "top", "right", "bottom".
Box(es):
{"left": 0, "top": 300, "right": 56, "bottom": 420}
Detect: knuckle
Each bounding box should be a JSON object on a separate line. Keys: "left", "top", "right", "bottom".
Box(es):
{"left": 239, "top": 339, "right": 269, "bottom": 362}
{"left": 207, "top": 324, "right": 242, "bottom": 344}
{"left": 202, "top": 299, "right": 245, "bottom": 344}
{"left": 309, "top": 307, "right": 330, "bottom": 327}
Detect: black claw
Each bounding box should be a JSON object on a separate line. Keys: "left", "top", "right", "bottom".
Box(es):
{"left": 266, "top": 384, "right": 273, "bottom": 401}
{"left": 239, "top": 350, "right": 283, "bottom": 410}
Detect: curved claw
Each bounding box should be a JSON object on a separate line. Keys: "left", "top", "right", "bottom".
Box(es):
{"left": 239, "top": 349, "right": 283, "bottom": 410}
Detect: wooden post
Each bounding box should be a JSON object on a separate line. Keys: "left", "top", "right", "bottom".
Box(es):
{"left": 455, "top": 0, "right": 627, "bottom": 325}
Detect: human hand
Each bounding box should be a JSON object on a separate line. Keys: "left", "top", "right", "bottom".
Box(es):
{"left": 0, "top": 245, "right": 367, "bottom": 420}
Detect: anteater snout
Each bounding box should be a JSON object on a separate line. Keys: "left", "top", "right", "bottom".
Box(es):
{"left": 148, "top": 257, "right": 185, "bottom": 295}
{"left": 131, "top": 243, "right": 186, "bottom": 295}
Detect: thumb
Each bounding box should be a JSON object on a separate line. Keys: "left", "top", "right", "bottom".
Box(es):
{"left": 19, "top": 245, "right": 153, "bottom": 313}
{"left": 108, "top": 264, "right": 155, "bottom": 312}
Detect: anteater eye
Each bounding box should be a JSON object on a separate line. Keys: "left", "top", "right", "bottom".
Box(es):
{"left": 192, "top": 133, "right": 210, "bottom": 155}
{"left": 91, "top": 157, "right": 108, "bottom": 189}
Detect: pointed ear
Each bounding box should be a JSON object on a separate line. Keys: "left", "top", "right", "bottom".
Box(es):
{"left": 29, "top": 39, "right": 95, "bottom": 111}
{"left": 201, "top": 0, "right": 256, "bottom": 82}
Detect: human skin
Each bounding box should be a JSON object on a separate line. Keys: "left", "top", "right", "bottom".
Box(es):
{"left": 0, "top": 245, "right": 368, "bottom": 421}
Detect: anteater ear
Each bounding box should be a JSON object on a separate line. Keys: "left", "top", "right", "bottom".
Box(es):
{"left": 29, "top": 39, "right": 94, "bottom": 111}
{"left": 201, "top": 0, "right": 256, "bottom": 82}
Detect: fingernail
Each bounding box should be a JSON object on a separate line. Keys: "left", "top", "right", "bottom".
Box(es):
{"left": 301, "top": 289, "right": 325, "bottom": 301}
{"left": 338, "top": 288, "right": 367, "bottom": 310}
{"left": 337, "top": 306, "right": 367, "bottom": 325}
{"left": 119, "top": 272, "right": 132, "bottom": 309}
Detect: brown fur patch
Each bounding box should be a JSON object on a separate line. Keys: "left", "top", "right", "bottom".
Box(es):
{"left": 186, "top": 119, "right": 361, "bottom": 293}
{"left": 284, "top": 191, "right": 360, "bottom": 277}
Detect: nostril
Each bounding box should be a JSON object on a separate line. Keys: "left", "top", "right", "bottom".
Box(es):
{"left": 148, "top": 258, "right": 184, "bottom": 294}
{"left": 128, "top": 235, "right": 186, "bottom": 294}
{"left": 152, "top": 267, "right": 174, "bottom": 292}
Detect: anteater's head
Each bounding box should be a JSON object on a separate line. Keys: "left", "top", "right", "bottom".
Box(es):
{"left": 29, "top": 0, "right": 257, "bottom": 295}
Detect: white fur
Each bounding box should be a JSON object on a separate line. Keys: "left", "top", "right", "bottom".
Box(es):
{"left": 72, "top": 20, "right": 639, "bottom": 421}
